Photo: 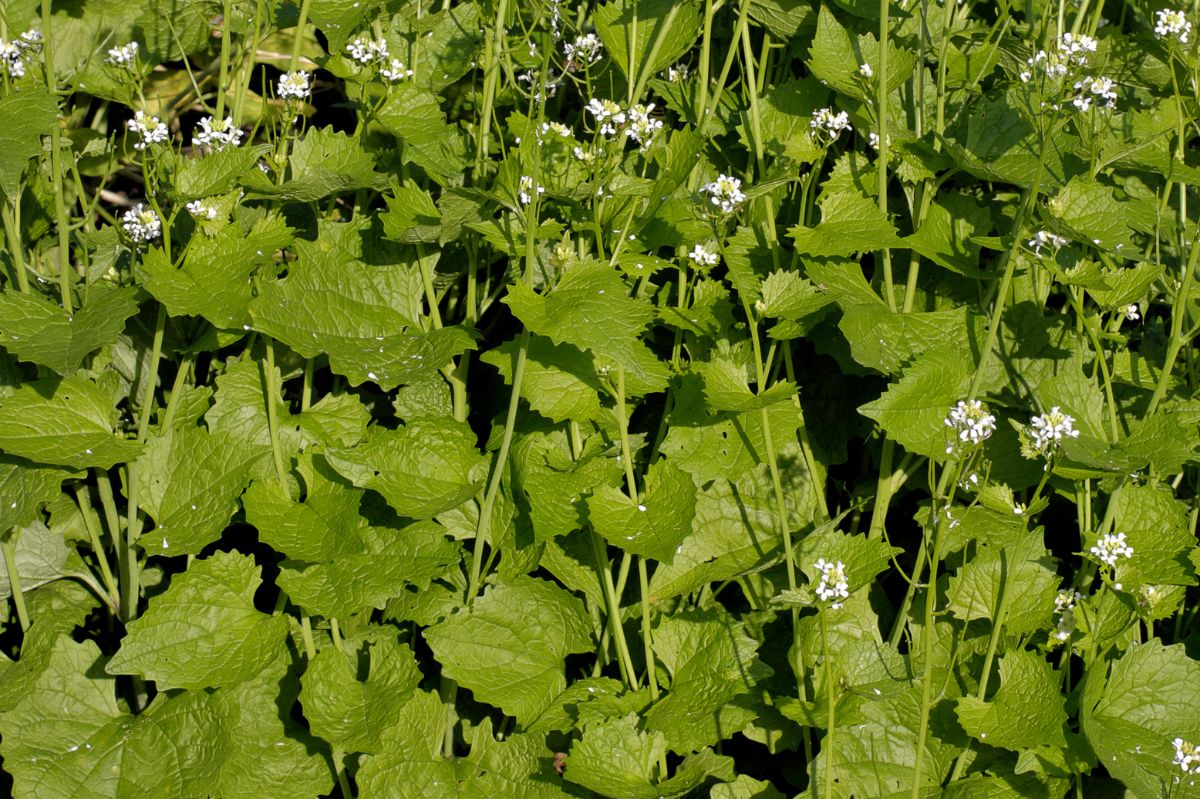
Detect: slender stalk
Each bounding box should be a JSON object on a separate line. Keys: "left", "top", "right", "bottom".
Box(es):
{"left": 74, "top": 484, "right": 120, "bottom": 608}
{"left": 263, "top": 340, "right": 291, "bottom": 495}
{"left": 1, "top": 537, "right": 30, "bottom": 632}
{"left": 40, "top": 0, "right": 74, "bottom": 312}
{"left": 1, "top": 202, "right": 30, "bottom": 293}
{"left": 214, "top": 0, "right": 234, "bottom": 119}
{"left": 1147, "top": 231, "right": 1200, "bottom": 416}
{"left": 877, "top": 0, "right": 896, "bottom": 311}
{"left": 819, "top": 609, "right": 837, "bottom": 797}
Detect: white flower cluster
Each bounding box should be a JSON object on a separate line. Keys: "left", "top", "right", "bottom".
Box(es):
{"left": 1028, "top": 230, "right": 1070, "bottom": 255}
{"left": 345, "top": 36, "right": 389, "bottom": 65}
{"left": 185, "top": 200, "right": 219, "bottom": 221}
{"left": 106, "top": 42, "right": 139, "bottom": 68}
{"left": 1156, "top": 9, "right": 1192, "bottom": 44}
{"left": 701, "top": 173, "right": 747, "bottom": 214}
{"left": 624, "top": 103, "right": 663, "bottom": 150}
{"left": 193, "top": 115, "right": 244, "bottom": 151}
{"left": 277, "top": 70, "right": 311, "bottom": 101}
{"left": 1090, "top": 532, "right": 1133, "bottom": 567}
{"left": 1, "top": 30, "right": 41, "bottom": 79}
{"left": 120, "top": 203, "right": 162, "bottom": 244}
{"left": 810, "top": 107, "right": 852, "bottom": 142}
{"left": 1019, "top": 33, "right": 1097, "bottom": 82}
{"left": 1029, "top": 406, "right": 1080, "bottom": 455}
{"left": 586, "top": 98, "right": 626, "bottom": 136}
{"left": 858, "top": 62, "right": 873, "bottom": 78}
{"left": 564, "top": 33, "right": 604, "bottom": 67}
{"left": 1123, "top": 303, "right": 1140, "bottom": 321}
{"left": 814, "top": 559, "right": 849, "bottom": 609}
{"left": 1175, "top": 738, "right": 1200, "bottom": 774}
{"left": 345, "top": 36, "right": 412, "bottom": 82}
{"left": 688, "top": 243, "right": 719, "bottom": 267}
{"left": 944, "top": 399, "right": 997, "bottom": 454}
{"left": 1072, "top": 75, "right": 1117, "bottom": 111}
{"left": 517, "top": 175, "right": 544, "bottom": 206}
{"left": 126, "top": 111, "right": 169, "bottom": 151}
{"left": 1052, "top": 589, "right": 1081, "bottom": 642}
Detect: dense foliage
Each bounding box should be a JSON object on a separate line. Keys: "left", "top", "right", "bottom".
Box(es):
{"left": 1, "top": 0, "right": 1200, "bottom": 795}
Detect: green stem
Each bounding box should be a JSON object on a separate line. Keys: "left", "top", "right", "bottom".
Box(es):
{"left": 1, "top": 201, "right": 30, "bottom": 293}
{"left": 1, "top": 537, "right": 30, "bottom": 632}
{"left": 214, "top": 0, "right": 234, "bottom": 119}
{"left": 819, "top": 609, "right": 837, "bottom": 797}
{"left": 1147, "top": 231, "right": 1200, "bottom": 417}
{"left": 591, "top": 531, "right": 638, "bottom": 687}
{"left": 263, "top": 339, "right": 291, "bottom": 496}
{"left": 288, "top": 0, "right": 312, "bottom": 71}
{"left": 73, "top": 484, "right": 120, "bottom": 609}
{"left": 877, "top": 0, "right": 896, "bottom": 311}
{"left": 40, "top": 0, "right": 73, "bottom": 313}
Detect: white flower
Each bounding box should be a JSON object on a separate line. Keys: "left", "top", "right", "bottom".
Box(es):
{"left": 379, "top": 58, "right": 413, "bottom": 82}
{"left": 193, "top": 115, "right": 243, "bottom": 151}
{"left": 517, "top": 71, "right": 560, "bottom": 100}
{"left": 944, "top": 399, "right": 997, "bottom": 453}
{"left": 814, "top": 559, "right": 849, "bottom": 608}
{"left": 185, "top": 200, "right": 219, "bottom": 221}
{"left": 1029, "top": 406, "right": 1080, "bottom": 455}
{"left": 346, "top": 36, "right": 389, "bottom": 65}
{"left": 106, "top": 41, "right": 140, "bottom": 67}
{"left": 701, "top": 173, "right": 747, "bottom": 214}
{"left": 810, "top": 107, "right": 852, "bottom": 141}
{"left": 624, "top": 103, "right": 663, "bottom": 150}
{"left": 858, "top": 62, "right": 873, "bottom": 78}
{"left": 564, "top": 33, "right": 604, "bottom": 67}
{"left": 1123, "top": 303, "right": 1140, "bottom": 321}
{"left": 687, "top": 243, "right": 719, "bottom": 267}
{"left": 1090, "top": 532, "right": 1134, "bottom": 567}
{"left": 540, "top": 121, "right": 573, "bottom": 141}
{"left": 1059, "top": 33, "right": 1098, "bottom": 64}
{"left": 1173, "top": 738, "right": 1200, "bottom": 774}
{"left": 120, "top": 203, "right": 162, "bottom": 244}
{"left": 1028, "top": 230, "right": 1069, "bottom": 255}
{"left": 1073, "top": 75, "right": 1117, "bottom": 111}
{"left": 517, "top": 175, "right": 544, "bottom": 206}
{"left": 1, "top": 30, "right": 41, "bottom": 78}
{"left": 126, "top": 111, "right": 169, "bottom": 151}
{"left": 587, "top": 98, "right": 626, "bottom": 136}
{"left": 277, "top": 70, "right": 311, "bottom": 100}
{"left": 1156, "top": 9, "right": 1192, "bottom": 44}
{"left": 1052, "top": 589, "right": 1081, "bottom": 642}
{"left": 666, "top": 64, "right": 690, "bottom": 82}
{"left": 572, "top": 145, "right": 595, "bottom": 164}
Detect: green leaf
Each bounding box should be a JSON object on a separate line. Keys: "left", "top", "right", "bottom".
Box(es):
{"left": 0, "top": 89, "right": 58, "bottom": 198}
{"left": 1081, "top": 640, "right": 1200, "bottom": 798}
{"left": 739, "top": 77, "right": 826, "bottom": 164}
{"left": 794, "top": 526, "right": 901, "bottom": 603}
{"left": 300, "top": 631, "right": 422, "bottom": 755}
{"left": 211, "top": 653, "right": 332, "bottom": 798}
{"left": 249, "top": 225, "right": 473, "bottom": 390}
{"left": 354, "top": 690, "right": 459, "bottom": 797}
{"left": 805, "top": 5, "right": 914, "bottom": 100}
{"left": 142, "top": 215, "right": 292, "bottom": 330}
{"left": 135, "top": 427, "right": 263, "bottom": 556}
{"left": 788, "top": 189, "right": 902, "bottom": 257}
{"left": 697, "top": 356, "right": 798, "bottom": 411}
{"left": 0, "top": 456, "right": 71, "bottom": 534}
{"left": 243, "top": 454, "right": 365, "bottom": 562}
{"left": 587, "top": 459, "right": 698, "bottom": 562}
{"left": 424, "top": 576, "right": 592, "bottom": 724}
{"left": 564, "top": 714, "right": 735, "bottom": 799}
{"left": 377, "top": 84, "right": 468, "bottom": 184}
{"left": 595, "top": 0, "right": 703, "bottom": 85}
{"left": 167, "top": 145, "right": 266, "bottom": 200}
{"left": 326, "top": 418, "right": 487, "bottom": 519}
{"left": 947, "top": 529, "right": 1060, "bottom": 636}
{"left": 482, "top": 336, "right": 606, "bottom": 423}
{"left": 645, "top": 609, "right": 772, "bottom": 753}
{"left": 461, "top": 722, "right": 576, "bottom": 798}
{"left": 1109, "top": 481, "right": 1199, "bottom": 590}
{"left": 0, "top": 636, "right": 226, "bottom": 799}
{"left": 0, "top": 521, "right": 69, "bottom": 600}
{"left": 243, "top": 127, "right": 383, "bottom": 201}
{"left": 0, "top": 285, "right": 140, "bottom": 374}
{"left": 278, "top": 520, "right": 459, "bottom": 618}
{"left": 505, "top": 260, "right": 668, "bottom": 394}
{"left": 0, "top": 376, "right": 142, "bottom": 469}
{"left": 649, "top": 477, "right": 782, "bottom": 602}
{"left": 1049, "top": 176, "right": 1137, "bottom": 255}
{"left": 107, "top": 551, "right": 288, "bottom": 690}
{"left": 956, "top": 649, "right": 1068, "bottom": 750}
{"left": 380, "top": 182, "right": 443, "bottom": 244}
{"left": 512, "top": 431, "right": 622, "bottom": 543}
{"left": 858, "top": 349, "right": 972, "bottom": 459}
{"left": 903, "top": 192, "right": 992, "bottom": 277}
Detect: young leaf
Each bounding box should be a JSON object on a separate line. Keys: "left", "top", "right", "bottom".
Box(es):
{"left": 586, "top": 459, "right": 698, "bottom": 562}
{"left": 956, "top": 649, "right": 1069, "bottom": 750}
{"left": 423, "top": 576, "right": 592, "bottom": 724}
{"left": 0, "top": 284, "right": 140, "bottom": 374}
{"left": 0, "top": 376, "right": 142, "bottom": 469}
{"left": 107, "top": 552, "right": 289, "bottom": 690}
